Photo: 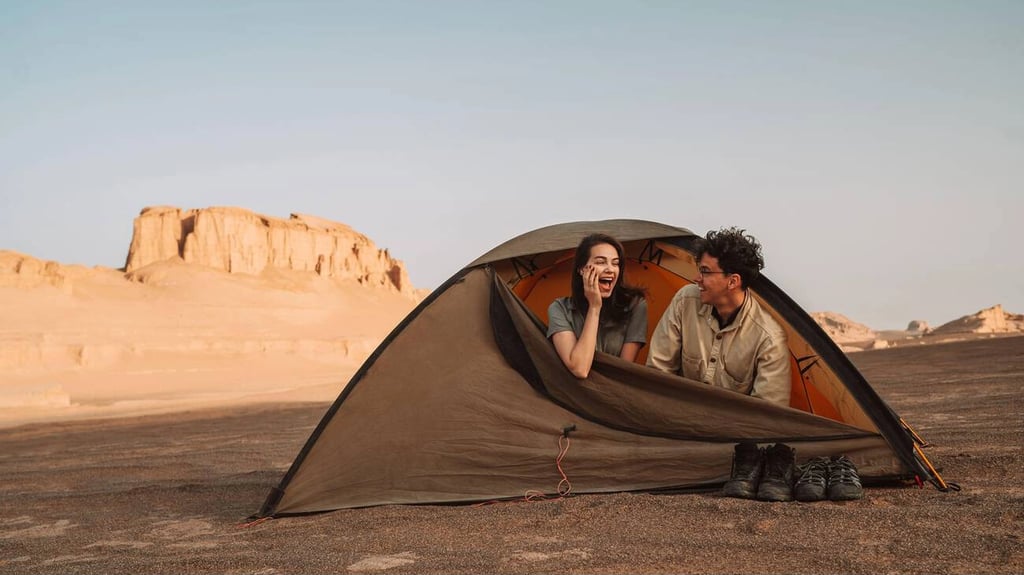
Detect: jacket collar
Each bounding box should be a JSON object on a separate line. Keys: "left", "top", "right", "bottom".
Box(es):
{"left": 699, "top": 289, "right": 751, "bottom": 331}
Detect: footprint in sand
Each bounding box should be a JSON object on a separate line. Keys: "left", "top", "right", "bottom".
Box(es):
{"left": 346, "top": 552, "right": 418, "bottom": 572}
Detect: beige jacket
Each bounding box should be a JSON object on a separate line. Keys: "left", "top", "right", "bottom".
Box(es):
{"left": 646, "top": 284, "right": 791, "bottom": 406}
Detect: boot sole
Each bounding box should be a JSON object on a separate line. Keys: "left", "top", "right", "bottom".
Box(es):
{"left": 756, "top": 483, "right": 794, "bottom": 502}
{"left": 722, "top": 482, "right": 758, "bottom": 499}
{"left": 828, "top": 490, "right": 864, "bottom": 501}
{"left": 794, "top": 486, "right": 827, "bottom": 502}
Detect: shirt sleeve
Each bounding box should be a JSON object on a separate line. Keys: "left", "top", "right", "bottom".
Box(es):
{"left": 624, "top": 298, "right": 649, "bottom": 345}
{"left": 546, "top": 299, "right": 575, "bottom": 339}
{"left": 751, "top": 331, "right": 792, "bottom": 406}
{"left": 646, "top": 290, "right": 683, "bottom": 374}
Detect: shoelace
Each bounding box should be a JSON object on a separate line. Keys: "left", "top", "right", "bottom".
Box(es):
{"left": 828, "top": 457, "right": 862, "bottom": 486}
{"left": 797, "top": 458, "right": 829, "bottom": 485}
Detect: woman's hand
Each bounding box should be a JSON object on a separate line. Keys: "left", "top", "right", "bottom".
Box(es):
{"left": 581, "top": 265, "right": 603, "bottom": 309}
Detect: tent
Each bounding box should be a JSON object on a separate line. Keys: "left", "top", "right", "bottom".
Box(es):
{"left": 255, "top": 219, "right": 954, "bottom": 517}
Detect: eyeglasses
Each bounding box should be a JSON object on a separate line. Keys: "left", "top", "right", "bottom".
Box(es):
{"left": 697, "top": 267, "right": 733, "bottom": 277}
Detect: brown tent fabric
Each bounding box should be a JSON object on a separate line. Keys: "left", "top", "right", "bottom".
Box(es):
{"left": 468, "top": 220, "right": 693, "bottom": 268}
{"left": 256, "top": 220, "right": 945, "bottom": 517}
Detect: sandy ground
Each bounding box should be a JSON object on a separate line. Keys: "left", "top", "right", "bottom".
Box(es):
{"left": 0, "top": 258, "right": 417, "bottom": 429}
{"left": 1, "top": 335, "right": 1021, "bottom": 574}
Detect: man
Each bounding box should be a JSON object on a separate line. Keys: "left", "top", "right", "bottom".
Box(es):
{"left": 646, "top": 227, "right": 794, "bottom": 500}
{"left": 645, "top": 227, "right": 795, "bottom": 500}
{"left": 646, "top": 226, "right": 791, "bottom": 405}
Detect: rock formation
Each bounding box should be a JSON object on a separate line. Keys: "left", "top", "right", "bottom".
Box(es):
{"left": 929, "top": 304, "right": 1024, "bottom": 335}
{"left": 0, "top": 251, "right": 74, "bottom": 294}
{"left": 906, "top": 320, "right": 931, "bottom": 334}
{"left": 809, "top": 311, "right": 877, "bottom": 344}
{"left": 124, "top": 206, "right": 415, "bottom": 296}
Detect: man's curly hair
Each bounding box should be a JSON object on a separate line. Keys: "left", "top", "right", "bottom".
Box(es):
{"left": 696, "top": 227, "right": 765, "bottom": 289}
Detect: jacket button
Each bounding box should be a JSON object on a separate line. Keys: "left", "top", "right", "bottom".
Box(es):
{"left": 709, "top": 357, "right": 717, "bottom": 363}
{"left": 716, "top": 334, "right": 723, "bottom": 340}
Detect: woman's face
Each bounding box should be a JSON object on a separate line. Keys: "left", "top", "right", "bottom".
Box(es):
{"left": 585, "top": 242, "right": 620, "bottom": 298}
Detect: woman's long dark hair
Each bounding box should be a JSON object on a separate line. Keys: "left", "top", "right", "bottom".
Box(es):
{"left": 570, "top": 233, "right": 647, "bottom": 323}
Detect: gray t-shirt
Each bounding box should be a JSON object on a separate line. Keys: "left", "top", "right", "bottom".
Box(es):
{"left": 546, "top": 296, "right": 648, "bottom": 356}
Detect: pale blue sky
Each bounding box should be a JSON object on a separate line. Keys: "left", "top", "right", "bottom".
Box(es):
{"left": 2, "top": 1, "right": 1021, "bottom": 329}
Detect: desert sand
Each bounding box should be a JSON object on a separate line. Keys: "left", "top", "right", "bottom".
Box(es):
{"left": 1, "top": 329, "right": 1022, "bottom": 573}
{"left": 0, "top": 254, "right": 418, "bottom": 430}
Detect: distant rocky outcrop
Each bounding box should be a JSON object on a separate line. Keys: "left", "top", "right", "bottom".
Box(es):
{"left": 811, "top": 305, "right": 1024, "bottom": 353}
{"left": 929, "top": 304, "right": 1024, "bottom": 336}
{"left": 0, "top": 251, "right": 73, "bottom": 294}
{"left": 906, "top": 320, "right": 931, "bottom": 335}
{"left": 809, "top": 311, "right": 877, "bottom": 344}
{"left": 124, "top": 206, "right": 415, "bottom": 296}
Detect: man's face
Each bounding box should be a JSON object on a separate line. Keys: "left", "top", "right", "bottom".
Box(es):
{"left": 696, "top": 254, "right": 735, "bottom": 306}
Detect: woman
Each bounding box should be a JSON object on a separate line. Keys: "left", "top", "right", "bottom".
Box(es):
{"left": 547, "top": 233, "right": 648, "bottom": 379}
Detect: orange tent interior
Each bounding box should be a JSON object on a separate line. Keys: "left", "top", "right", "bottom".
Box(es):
{"left": 509, "top": 252, "right": 845, "bottom": 423}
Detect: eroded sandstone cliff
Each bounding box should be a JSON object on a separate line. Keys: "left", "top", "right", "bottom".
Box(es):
{"left": 930, "top": 304, "right": 1024, "bottom": 335}
{"left": 124, "top": 206, "right": 414, "bottom": 295}
{"left": 0, "top": 250, "right": 77, "bottom": 294}
{"left": 809, "top": 311, "right": 877, "bottom": 344}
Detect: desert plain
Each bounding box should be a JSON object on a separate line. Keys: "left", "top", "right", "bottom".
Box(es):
{"left": 1, "top": 210, "right": 1022, "bottom": 574}
{"left": 1, "top": 334, "right": 1021, "bottom": 575}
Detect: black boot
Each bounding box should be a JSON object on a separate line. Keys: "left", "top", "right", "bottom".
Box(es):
{"left": 757, "top": 443, "right": 795, "bottom": 502}
{"left": 722, "top": 442, "right": 763, "bottom": 499}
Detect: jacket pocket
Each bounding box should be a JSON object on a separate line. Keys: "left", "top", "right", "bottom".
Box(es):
{"left": 681, "top": 354, "right": 704, "bottom": 382}
{"left": 720, "top": 362, "right": 754, "bottom": 395}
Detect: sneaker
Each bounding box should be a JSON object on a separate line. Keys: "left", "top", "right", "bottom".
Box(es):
{"left": 756, "top": 443, "right": 795, "bottom": 502}
{"left": 827, "top": 456, "right": 864, "bottom": 501}
{"left": 794, "top": 456, "right": 830, "bottom": 502}
{"left": 722, "top": 442, "right": 763, "bottom": 499}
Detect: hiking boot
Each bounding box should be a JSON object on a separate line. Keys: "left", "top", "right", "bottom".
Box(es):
{"left": 827, "top": 456, "right": 864, "bottom": 501}
{"left": 722, "top": 442, "right": 763, "bottom": 499}
{"left": 756, "top": 443, "right": 795, "bottom": 502}
{"left": 794, "top": 456, "right": 830, "bottom": 502}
